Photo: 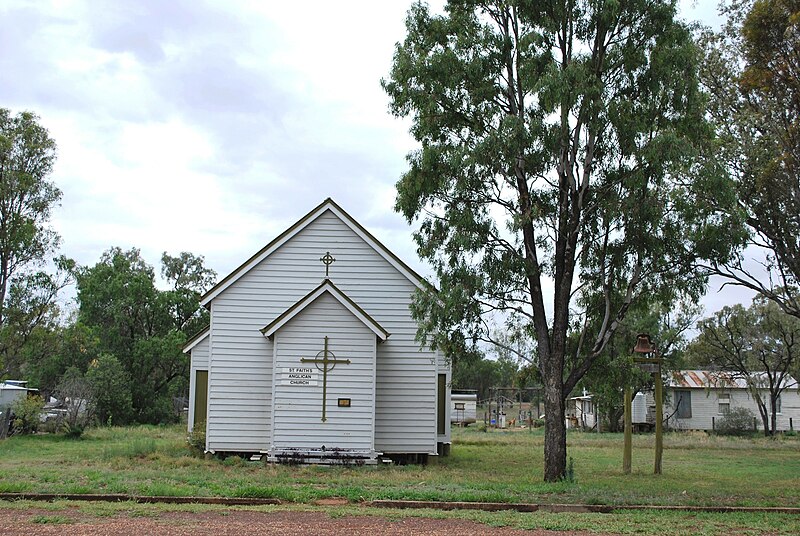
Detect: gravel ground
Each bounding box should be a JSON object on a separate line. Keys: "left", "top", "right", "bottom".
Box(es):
{"left": 1, "top": 508, "right": 603, "bottom": 535}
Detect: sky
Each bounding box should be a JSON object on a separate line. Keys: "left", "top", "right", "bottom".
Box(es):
{"left": 0, "top": 0, "right": 754, "bottom": 317}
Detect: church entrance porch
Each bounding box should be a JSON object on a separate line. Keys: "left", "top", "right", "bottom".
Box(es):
{"left": 262, "top": 280, "right": 388, "bottom": 463}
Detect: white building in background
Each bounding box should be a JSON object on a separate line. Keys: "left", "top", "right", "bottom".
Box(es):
{"left": 566, "top": 393, "right": 596, "bottom": 431}
{"left": 0, "top": 380, "right": 36, "bottom": 409}
{"left": 184, "top": 198, "right": 451, "bottom": 464}
{"left": 665, "top": 370, "right": 799, "bottom": 432}
{"left": 451, "top": 391, "right": 477, "bottom": 425}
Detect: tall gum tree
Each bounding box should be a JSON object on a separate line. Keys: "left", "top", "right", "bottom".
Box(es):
{"left": 383, "top": 0, "right": 739, "bottom": 481}
{"left": 0, "top": 109, "right": 60, "bottom": 330}
{"left": 700, "top": 0, "right": 800, "bottom": 317}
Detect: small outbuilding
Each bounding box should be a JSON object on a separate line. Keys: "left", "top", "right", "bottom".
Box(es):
{"left": 566, "top": 393, "right": 596, "bottom": 431}
{"left": 0, "top": 380, "right": 36, "bottom": 409}
{"left": 451, "top": 390, "right": 477, "bottom": 425}
{"left": 185, "top": 198, "right": 451, "bottom": 463}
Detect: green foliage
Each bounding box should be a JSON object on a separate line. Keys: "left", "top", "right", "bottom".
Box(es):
{"left": 54, "top": 367, "right": 95, "bottom": 434}
{"left": 21, "top": 321, "right": 100, "bottom": 397}
{"left": 86, "top": 354, "right": 133, "bottom": 426}
{"left": 564, "top": 456, "right": 576, "bottom": 484}
{"left": 577, "top": 301, "right": 699, "bottom": 432}
{"left": 31, "top": 515, "right": 73, "bottom": 524}
{"left": 0, "top": 108, "right": 63, "bottom": 376}
{"left": 74, "top": 248, "right": 213, "bottom": 424}
{"left": 61, "top": 422, "right": 84, "bottom": 439}
{"left": 384, "top": 0, "right": 737, "bottom": 481}
{"left": 101, "top": 438, "right": 158, "bottom": 460}
{"left": 715, "top": 407, "right": 757, "bottom": 437}
{"left": 700, "top": 0, "right": 800, "bottom": 316}
{"left": 160, "top": 251, "right": 215, "bottom": 336}
{"left": 187, "top": 421, "right": 206, "bottom": 453}
{"left": 11, "top": 394, "right": 44, "bottom": 434}
{"left": 453, "top": 353, "right": 518, "bottom": 401}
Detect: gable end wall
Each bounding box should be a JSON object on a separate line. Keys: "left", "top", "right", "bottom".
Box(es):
{"left": 206, "top": 210, "right": 438, "bottom": 453}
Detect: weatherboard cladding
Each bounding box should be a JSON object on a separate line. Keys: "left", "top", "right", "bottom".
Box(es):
{"left": 205, "top": 207, "right": 437, "bottom": 454}
{"left": 663, "top": 370, "right": 800, "bottom": 432}
{"left": 271, "top": 292, "right": 376, "bottom": 452}
{"left": 665, "top": 386, "right": 800, "bottom": 432}
{"left": 261, "top": 279, "right": 390, "bottom": 341}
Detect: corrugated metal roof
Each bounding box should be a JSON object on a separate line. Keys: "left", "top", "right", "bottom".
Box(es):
{"left": 668, "top": 370, "right": 797, "bottom": 389}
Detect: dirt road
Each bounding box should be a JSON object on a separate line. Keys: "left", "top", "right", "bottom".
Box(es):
{"left": 1, "top": 508, "right": 600, "bottom": 535}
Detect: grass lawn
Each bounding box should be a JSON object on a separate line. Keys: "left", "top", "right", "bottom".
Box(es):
{"left": 0, "top": 425, "right": 798, "bottom": 509}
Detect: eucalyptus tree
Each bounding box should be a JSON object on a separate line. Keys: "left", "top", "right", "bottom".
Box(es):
{"left": 161, "top": 251, "right": 216, "bottom": 336}
{"left": 700, "top": 0, "right": 800, "bottom": 317}
{"left": 0, "top": 109, "right": 61, "bottom": 335}
{"left": 384, "top": 1, "right": 738, "bottom": 480}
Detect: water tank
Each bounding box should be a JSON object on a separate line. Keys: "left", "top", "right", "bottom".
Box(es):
{"left": 632, "top": 392, "right": 647, "bottom": 424}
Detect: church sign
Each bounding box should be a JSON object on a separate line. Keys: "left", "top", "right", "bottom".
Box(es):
{"left": 280, "top": 367, "right": 318, "bottom": 386}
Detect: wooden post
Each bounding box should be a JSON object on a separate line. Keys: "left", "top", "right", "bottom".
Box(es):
{"left": 623, "top": 385, "right": 632, "bottom": 474}
{"left": 654, "top": 366, "right": 663, "bottom": 475}
{"left": 712, "top": 416, "right": 715, "bottom": 431}
{"left": 596, "top": 400, "right": 600, "bottom": 433}
{"left": 790, "top": 417, "right": 794, "bottom": 432}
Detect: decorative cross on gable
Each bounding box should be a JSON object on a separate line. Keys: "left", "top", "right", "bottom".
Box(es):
{"left": 320, "top": 251, "right": 336, "bottom": 277}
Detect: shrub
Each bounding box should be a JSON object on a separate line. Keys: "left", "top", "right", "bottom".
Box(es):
{"left": 716, "top": 407, "right": 756, "bottom": 436}
{"left": 11, "top": 395, "right": 45, "bottom": 434}
{"left": 86, "top": 354, "right": 133, "bottom": 425}
{"left": 61, "top": 422, "right": 85, "bottom": 439}
{"left": 55, "top": 367, "right": 95, "bottom": 436}
{"left": 564, "top": 456, "right": 576, "bottom": 483}
{"left": 187, "top": 422, "right": 206, "bottom": 453}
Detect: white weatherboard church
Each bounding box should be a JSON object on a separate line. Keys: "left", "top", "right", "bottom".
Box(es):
{"left": 184, "top": 198, "right": 451, "bottom": 463}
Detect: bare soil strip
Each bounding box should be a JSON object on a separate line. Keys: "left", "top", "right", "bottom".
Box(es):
{"left": 2, "top": 493, "right": 799, "bottom": 514}
{"left": 0, "top": 508, "right": 599, "bottom": 536}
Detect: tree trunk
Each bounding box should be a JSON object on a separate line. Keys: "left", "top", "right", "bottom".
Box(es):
{"left": 770, "top": 394, "right": 778, "bottom": 436}
{"left": 543, "top": 376, "right": 567, "bottom": 482}
{"left": 606, "top": 406, "right": 624, "bottom": 433}
{"left": 756, "top": 400, "right": 770, "bottom": 437}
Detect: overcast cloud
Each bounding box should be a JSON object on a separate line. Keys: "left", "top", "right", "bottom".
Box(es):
{"left": 0, "top": 0, "right": 753, "bottom": 317}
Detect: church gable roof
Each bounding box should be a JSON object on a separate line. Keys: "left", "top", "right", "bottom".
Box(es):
{"left": 200, "top": 198, "right": 425, "bottom": 307}
{"left": 182, "top": 326, "right": 209, "bottom": 353}
{"left": 260, "top": 279, "right": 390, "bottom": 341}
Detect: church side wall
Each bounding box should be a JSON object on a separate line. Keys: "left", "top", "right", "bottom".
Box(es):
{"left": 187, "top": 336, "right": 209, "bottom": 433}
{"left": 207, "top": 211, "right": 437, "bottom": 454}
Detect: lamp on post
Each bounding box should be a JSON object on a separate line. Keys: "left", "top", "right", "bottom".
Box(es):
{"left": 630, "top": 333, "right": 663, "bottom": 475}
